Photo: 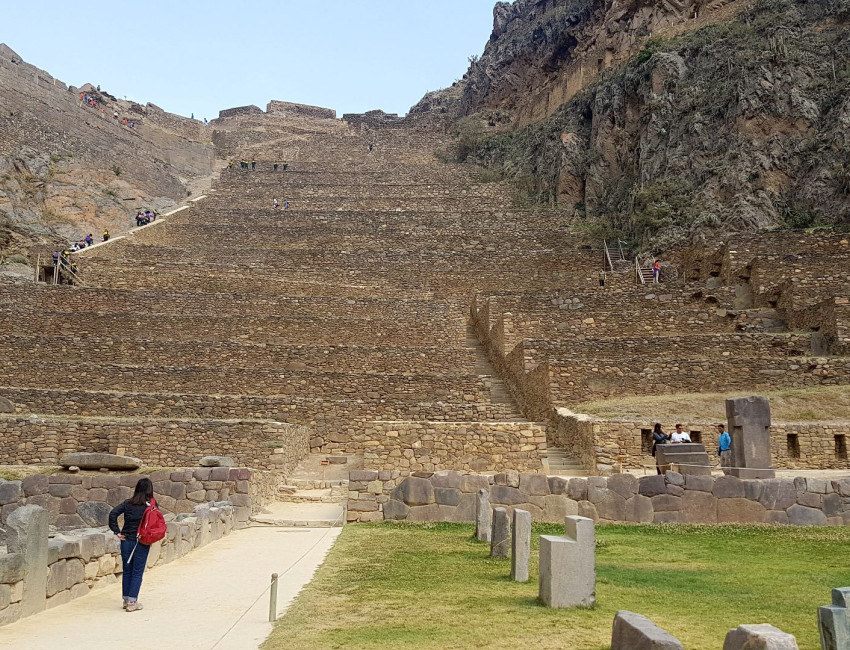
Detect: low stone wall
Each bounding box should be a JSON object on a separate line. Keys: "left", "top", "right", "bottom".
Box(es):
{"left": 0, "top": 468, "right": 279, "bottom": 538}
{"left": 346, "top": 469, "right": 850, "bottom": 526}
{"left": 0, "top": 502, "right": 237, "bottom": 626}
{"left": 0, "top": 416, "right": 309, "bottom": 471}
{"left": 560, "top": 414, "right": 850, "bottom": 473}
{"left": 342, "top": 421, "right": 546, "bottom": 472}
{"left": 266, "top": 100, "right": 336, "bottom": 119}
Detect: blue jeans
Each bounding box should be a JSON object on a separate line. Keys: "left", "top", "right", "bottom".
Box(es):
{"left": 120, "top": 539, "right": 150, "bottom": 601}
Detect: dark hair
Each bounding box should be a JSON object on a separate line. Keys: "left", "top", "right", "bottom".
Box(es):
{"left": 129, "top": 478, "right": 153, "bottom": 506}
{"left": 653, "top": 423, "right": 662, "bottom": 434}
{"left": 675, "top": 423, "right": 682, "bottom": 428}
{"left": 717, "top": 423, "right": 726, "bottom": 429}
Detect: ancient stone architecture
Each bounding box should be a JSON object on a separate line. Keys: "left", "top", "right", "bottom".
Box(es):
{"left": 510, "top": 508, "right": 531, "bottom": 582}
{"left": 539, "top": 515, "right": 595, "bottom": 608}
{"left": 818, "top": 587, "right": 850, "bottom": 650}
{"left": 611, "top": 611, "right": 684, "bottom": 650}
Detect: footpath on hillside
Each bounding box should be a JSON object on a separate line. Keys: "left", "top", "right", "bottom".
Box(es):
{"left": 0, "top": 525, "right": 342, "bottom": 650}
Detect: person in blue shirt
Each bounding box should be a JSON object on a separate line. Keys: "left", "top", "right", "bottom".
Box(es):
{"left": 717, "top": 424, "right": 732, "bottom": 475}
{"left": 652, "top": 423, "right": 670, "bottom": 474}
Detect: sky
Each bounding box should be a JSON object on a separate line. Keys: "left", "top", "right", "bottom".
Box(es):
{"left": 3, "top": 0, "right": 498, "bottom": 121}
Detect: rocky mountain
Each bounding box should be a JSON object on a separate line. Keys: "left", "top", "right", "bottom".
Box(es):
{"left": 0, "top": 44, "right": 215, "bottom": 272}
{"left": 412, "top": 0, "right": 850, "bottom": 251}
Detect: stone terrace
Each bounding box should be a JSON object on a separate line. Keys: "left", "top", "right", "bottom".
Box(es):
{"left": 473, "top": 232, "right": 850, "bottom": 472}
{"left": 0, "top": 112, "right": 593, "bottom": 474}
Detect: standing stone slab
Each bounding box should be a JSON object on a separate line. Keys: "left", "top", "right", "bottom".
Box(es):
{"left": 726, "top": 396, "right": 775, "bottom": 479}
{"left": 511, "top": 509, "right": 531, "bottom": 582}
{"left": 490, "top": 507, "right": 510, "bottom": 559}
{"left": 475, "top": 489, "right": 492, "bottom": 542}
{"left": 723, "top": 624, "right": 798, "bottom": 649}
{"left": 611, "top": 611, "right": 684, "bottom": 650}
{"left": 539, "top": 515, "right": 595, "bottom": 608}
{"left": 6, "top": 505, "right": 49, "bottom": 618}
{"left": 819, "top": 587, "right": 850, "bottom": 650}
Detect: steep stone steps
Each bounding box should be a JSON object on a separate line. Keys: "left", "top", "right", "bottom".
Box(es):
{"left": 543, "top": 447, "right": 588, "bottom": 476}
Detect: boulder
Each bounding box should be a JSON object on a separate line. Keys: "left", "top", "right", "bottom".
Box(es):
{"left": 639, "top": 475, "right": 666, "bottom": 497}
{"left": 611, "top": 611, "right": 683, "bottom": 649}
{"left": 198, "top": 456, "right": 234, "bottom": 467}
{"left": 717, "top": 498, "right": 766, "bottom": 523}
{"left": 489, "top": 485, "right": 527, "bottom": 506}
{"left": 607, "top": 473, "right": 638, "bottom": 499}
{"left": 723, "top": 623, "right": 799, "bottom": 649}
{"left": 713, "top": 475, "right": 745, "bottom": 498}
{"left": 0, "top": 480, "right": 22, "bottom": 506}
{"left": 58, "top": 453, "right": 141, "bottom": 471}
{"left": 787, "top": 504, "right": 827, "bottom": 526}
{"left": 0, "top": 396, "right": 14, "bottom": 413}
{"left": 391, "top": 477, "right": 434, "bottom": 506}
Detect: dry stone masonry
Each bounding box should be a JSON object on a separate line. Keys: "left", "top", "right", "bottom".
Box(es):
{"left": 347, "top": 469, "right": 850, "bottom": 526}
{"left": 538, "top": 515, "right": 595, "bottom": 609}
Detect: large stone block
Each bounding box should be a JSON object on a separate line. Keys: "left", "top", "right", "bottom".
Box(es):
{"left": 489, "top": 485, "right": 527, "bottom": 506}
{"left": 726, "top": 396, "right": 775, "bottom": 479}
{"left": 391, "top": 477, "right": 434, "bottom": 506}
{"left": 199, "top": 456, "right": 234, "bottom": 467}
{"left": 651, "top": 494, "right": 682, "bottom": 512}
{"left": 511, "top": 509, "right": 531, "bottom": 582}
{"left": 431, "top": 471, "right": 462, "bottom": 489}
{"left": 0, "top": 554, "right": 25, "bottom": 584}
{"left": 6, "top": 505, "right": 49, "bottom": 617}
{"left": 453, "top": 493, "right": 476, "bottom": 522}
{"left": 607, "top": 474, "right": 638, "bottom": 499}
{"left": 624, "top": 495, "right": 654, "bottom": 523}
{"left": 21, "top": 475, "right": 48, "bottom": 497}
{"left": 713, "top": 475, "right": 745, "bottom": 499}
{"left": 460, "top": 474, "right": 490, "bottom": 493}
{"left": 596, "top": 492, "right": 627, "bottom": 521}
{"left": 787, "top": 504, "right": 827, "bottom": 526}
{"left": 548, "top": 476, "right": 568, "bottom": 495}
{"left": 717, "top": 498, "right": 766, "bottom": 523}
{"left": 0, "top": 481, "right": 22, "bottom": 506}
{"left": 434, "top": 488, "right": 461, "bottom": 506}
{"left": 543, "top": 495, "right": 579, "bottom": 522}
{"left": 519, "top": 473, "right": 550, "bottom": 496}
{"left": 611, "top": 611, "right": 683, "bottom": 650}
{"left": 759, "top": 479, "right": 797, "bottom": 511}
{"left": 568, "top": 478, "right": 588, "bottom": 501}
{"left": 684, "top": 474, "right": 714, "bottom": 492}
{"left": 639, "top": 475, "right": 666, "bottom": 498}
{"left": 539, "top": 516, "right": 595, "bottom": 608}
{"left": 723, "top": 623, "right": 798, "bottom": 649}
{"left": 682, "top": 490, "right": 718, "bottom": 524}
{"left": 382, "top": 500, "right": 409, "bottom": 520}
{"left": 490, "top": 507, "right": 510, "bottom": 559}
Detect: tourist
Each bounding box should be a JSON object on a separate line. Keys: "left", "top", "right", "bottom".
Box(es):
{"left": 85, "top": 234, "right": 93, "bottom": 246}
{"left": 273, "top": 162, "right": 278, "bottom": 172}
{"left": 109, "top": 478, "right": 155, "bottom": 612}
{"left": 652, "top": 423, "right": 670, "bottom": 474}
{"left": 670, "top": 424, "right": 691, "bottom": 444}
{"left": 283, "top": 200, "right": 290, "bottom": 210}
{"left": 282, "top": 161, "right": 288, "bottom": 171}
{"left": 102, "top": 229, "right": 110, "bottom": 242}
{"left": 251, "top": 159, "right": 256, "bottom": 171}
{"left": 652, "top": 259, "right": 660, "bottom": 283}
{"left": 717, "top": 424, "right": 732, "bottom": 475}
{"left": 273, "top": 198, "right": 279, "bottom": 209}
{"left": 228, "top": 160, "right": 234, "bottom": 171}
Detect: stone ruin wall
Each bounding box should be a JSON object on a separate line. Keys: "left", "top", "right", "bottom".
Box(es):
{"left": 347, "top": 469, "right": 850, "bottom": 527}
{"left": 266, "top": 100, "right": 336, "bottom": 120}
{"left": 0, "top": 467, "right": 276, "bottom": 537}
{"left": 0, "top": 51, "right": 215, "bottom": 198}
{"left": 554, "top": 413, "right": 850, "bottom": 473}
{"left": 0, "top": 417, "right": 309, "bottom": 473}
{"left": 0, "top": 466, "right": 275, "bottom": 626}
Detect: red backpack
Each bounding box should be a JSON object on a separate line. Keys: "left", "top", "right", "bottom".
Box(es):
{"left": 138, "top": 497, "right": 167, "bottom": 546}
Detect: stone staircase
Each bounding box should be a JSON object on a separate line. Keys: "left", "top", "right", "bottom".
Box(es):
{"left": 543, "top": 447, "right": 588, "bottom": 477}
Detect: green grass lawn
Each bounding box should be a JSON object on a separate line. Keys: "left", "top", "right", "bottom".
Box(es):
{"left": 264, "top": 522, "right": 850, "bottom": 650}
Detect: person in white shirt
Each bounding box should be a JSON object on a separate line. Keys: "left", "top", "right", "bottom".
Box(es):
{"left": 670, "top": 424, "right": 691, "bottom": 443}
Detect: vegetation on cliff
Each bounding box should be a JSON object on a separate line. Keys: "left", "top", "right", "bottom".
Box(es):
{"left": 438, "top": 0, "right": 850, "bottom": 251}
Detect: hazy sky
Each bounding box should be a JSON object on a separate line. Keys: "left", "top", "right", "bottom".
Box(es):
{"left": 4, "top": 1, "right": 497, "bottom": 121}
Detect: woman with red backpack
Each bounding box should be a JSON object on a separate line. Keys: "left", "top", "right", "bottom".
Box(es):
{"left": 108, "top": 478, "right": 165, "bottom": 612}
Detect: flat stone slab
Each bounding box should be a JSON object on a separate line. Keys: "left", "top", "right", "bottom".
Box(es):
{"left": 59, "top": 453, "right": 141, "bottom": 471}
{"left": 723, "top": 623, "right": 799, "bottom": 649}
{"left": 249, "top": 502, "right": 345, "bottom": 528}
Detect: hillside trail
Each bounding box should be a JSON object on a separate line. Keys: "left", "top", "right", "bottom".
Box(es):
{"left": 0, "top": 525, "right": 341, "bottom": 650}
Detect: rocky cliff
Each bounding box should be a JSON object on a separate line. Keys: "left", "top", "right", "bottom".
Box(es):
{"left": 0, "top": 44, "right": 215, "bottom": 272}
{"left": 413, "top": 0, "right": 850, "bottom": 250}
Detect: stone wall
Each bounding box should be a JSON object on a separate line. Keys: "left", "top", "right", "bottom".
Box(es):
{"left": 555, "top": 413, "right": 850, "bottom": 473}
{"left": 0, "top": 501, "right": 237, "bottom": 626}
{"left": 267, "top": 101, "right": 336, "bottom": 120}
{"left": 346, "top": 469, "right": 850, "bottom": 527}
{"left": 0, "top": 467, "right": 279, "bottom": 537}
{"left": 0, "top": 416, "right": 309, "bottom": 472}
{"left": 218, "top": 105, "right": 264, "bottom": 119}
{"left": 336, "top": 421, "right": 546, "bottom": 472}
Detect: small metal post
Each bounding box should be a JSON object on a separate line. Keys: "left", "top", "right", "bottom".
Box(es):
{"left": 268, "top": 573, "right": 279, "bottom": 623}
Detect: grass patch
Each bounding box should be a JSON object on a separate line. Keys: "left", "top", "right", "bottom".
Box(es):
{"left": 575, "top": 385, "right": 850, "bottom": 422}
{"left": 266, "top": 522, "right": 850, "bottom": 649}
